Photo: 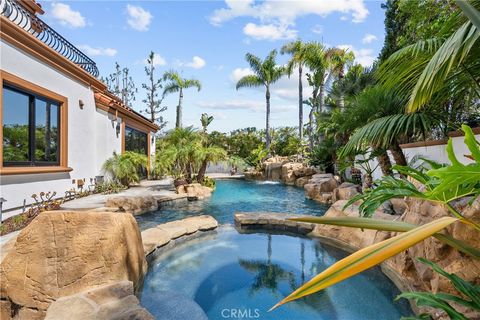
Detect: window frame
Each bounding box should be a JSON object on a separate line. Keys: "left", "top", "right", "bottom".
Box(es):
{"left": 0, "top": 71, "right": 70, "bottom": 175}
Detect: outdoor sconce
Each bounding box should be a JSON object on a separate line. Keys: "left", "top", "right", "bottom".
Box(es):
{"left": 116, "top": 121, "right": 121, "bottom": 137}
{"left": 151, "top": 135, "right": 155, "bottom": 144}
{"left": 79, "top": 99, "right": 84, "bottom": 109}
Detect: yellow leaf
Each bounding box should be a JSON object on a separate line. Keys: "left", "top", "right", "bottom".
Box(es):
{"left": 270, "top": 216, "right": 458, "bottom": 311}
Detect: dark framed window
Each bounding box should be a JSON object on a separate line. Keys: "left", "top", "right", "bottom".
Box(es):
{"left": 125, "top": 126, "right": 148, "bottom": 155}
{"left": 2, "top": 85, "right": 61, "bottom": 166}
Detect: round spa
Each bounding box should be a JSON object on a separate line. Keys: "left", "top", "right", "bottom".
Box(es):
{"left": 140, "top": 227, "right": 412, "bottom": 320}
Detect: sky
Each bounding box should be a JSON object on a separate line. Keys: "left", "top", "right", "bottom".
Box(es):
{"left": 40, "top": 0, "right": 387, "bottom": 133}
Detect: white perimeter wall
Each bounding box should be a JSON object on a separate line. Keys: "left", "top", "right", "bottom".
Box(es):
{"left": 0, "top": 40, "right": 122, "bottom": 212}
{"left": 358, "top": 134, "right": 479, "bottom": 181}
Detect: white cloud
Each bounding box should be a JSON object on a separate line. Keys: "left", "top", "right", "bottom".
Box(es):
{"left": 243, "top": 22, "right": 297, "bottom": 41}
{"left": 230, "top": 67, "right": 254, "bottom": 83}
{"left": 51, "top": 3, "right": 86, "bottom": 28}
{"left": 77, "top": 45, "right": 117, "bottom": 57}
{"left": 210, "top": 0, "right": 369, "bottom": 27}
{"left": 338, "top": 44, "right": 375, "bottom": 67}
{"left": 311, "top": 24, "right": 323, "bottom": 34}
{"left": 145, "top": 53, "right": 166, "bottom": 66}
{"left": 126, "top": 4, "right": 152, "bottom": 31}
{"left": 362, "top": 33, "right": 377, "bottom": 44}
{"left": 176, "top": 56, "right": 206, "bottom": 69}
{"left": 197, "top": 100, "right": 294, "bottom": 113}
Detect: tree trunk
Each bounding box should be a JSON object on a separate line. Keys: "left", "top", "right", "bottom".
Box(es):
{"left": 376, "top": 149, "right": 393, "bottom": 176}
{"left": 318, "top": 83, "right": 325, "bottom": 113}
{"left": 265, "top": 85, "right": 271, "bottom": 150}
{"left": 298, "top": 65, "right": 303, "bottom": 141}
{"left": 390, "top": 142, "right": 408, "bottom": 166}
{"left": 186, "top": 162, "right": 192, "bottom": 183}
{"left": 176, "top": 88, "right": 183, "bottom": 128}
{"left": 308, "top": 107, "right": 314, "bottom": 151}
{"left": 197, "top": 159, "right": 208, "bottom": 183}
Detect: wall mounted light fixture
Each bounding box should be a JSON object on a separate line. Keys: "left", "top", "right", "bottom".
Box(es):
{"left": 79, "top": 99, "right": 85, "bottom": 109}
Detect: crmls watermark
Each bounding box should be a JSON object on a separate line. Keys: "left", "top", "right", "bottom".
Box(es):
{"left": 221, "top": 308, "right": 261, "bottom": 319}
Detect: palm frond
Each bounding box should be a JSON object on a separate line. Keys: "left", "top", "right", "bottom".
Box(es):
{"left": 236, "top": 75, "right": 264, "bottom": 90}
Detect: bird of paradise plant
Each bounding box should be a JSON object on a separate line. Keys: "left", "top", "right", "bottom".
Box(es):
{"left": 270, "top": 124, "right": 480, "bottom": 312}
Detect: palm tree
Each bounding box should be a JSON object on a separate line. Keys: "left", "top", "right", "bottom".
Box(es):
{"left": 200, "top": 113, "right": 214, "bottom": 133}
{"left": 338, "top": 86, "right": 435, "bottom": 173}
{"left": 304, "top": 42, "right": 328, "bottom": 114}
{"left": 378, "top": 0, "right": 480, "bottom": 113}
{"left": 281, "top": 40, "right": 310, "bottom": 141}
{"left": 325, "top": 48, "right": 355, "bottom": 111}
{"left": 236, "top": 50, "right": 286, "bottom": 149}
{"left": 163, "top": 71, "right": 202, "bottom": 128}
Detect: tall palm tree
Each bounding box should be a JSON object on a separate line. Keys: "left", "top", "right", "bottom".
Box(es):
{"left": 281, "top": 40, "right": 310, "bottom": 141}
{"left": 326, "top": 48, "right": 355, "bottom": 111}
{"left": 163, "top": 71, "right": 202, "bottom": 128}
{"left": 236, "top": 50, "right": 285, "bottom": 150}
{"left": 304, "top": 42, "right": 328, "bottom": 114}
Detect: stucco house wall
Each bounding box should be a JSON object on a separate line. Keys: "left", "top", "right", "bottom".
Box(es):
{"left": 0, "top": 40, "right": 123, "bottom": 212}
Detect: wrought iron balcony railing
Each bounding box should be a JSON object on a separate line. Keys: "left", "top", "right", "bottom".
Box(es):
{"left": 1, "top": 0, "right": 99, "bottom": 77}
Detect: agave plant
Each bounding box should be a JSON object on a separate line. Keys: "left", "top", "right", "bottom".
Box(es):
{"left": 270, "top": 125, "right": 480, "bottom": 311}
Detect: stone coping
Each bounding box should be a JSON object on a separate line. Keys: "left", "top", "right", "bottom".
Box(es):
{"left": 141, "top": 215, "right": 218, "bottom": 256}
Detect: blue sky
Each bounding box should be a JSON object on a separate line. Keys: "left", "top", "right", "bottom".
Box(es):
{"left": 41, "top": 0, "right": 386, "bottom": 133}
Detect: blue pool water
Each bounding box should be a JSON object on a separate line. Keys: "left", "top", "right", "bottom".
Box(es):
{"left": 136, "top": 179, "right": 329, "bottom": 229}
{"left": 141, "top": 228, "right": 412, "bottom": 320}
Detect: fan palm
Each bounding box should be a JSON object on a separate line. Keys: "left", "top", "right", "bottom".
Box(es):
{"left": 163, "top": 71, "right": 202, "bottom": 128}
{"left": 236, "top": 50, "right": 286, "bottom": 149}
{"left": 102, "top": 151, "right": 148, "bottom": 186}
{"left": 281, "top": 40, "right": 310, "bottom": 141}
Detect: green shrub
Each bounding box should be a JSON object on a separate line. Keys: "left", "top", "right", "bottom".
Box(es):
{"left": 202, "top": 176, "right": 216, "bottom": 189}
{"left": 102, "top": 152, "right": 148, "bottom": 187}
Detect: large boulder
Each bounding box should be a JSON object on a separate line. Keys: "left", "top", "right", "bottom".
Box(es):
{"left": 105, "top": 196, "right": 158, "bottom": 215}
{"left": 0, "top": 211, "right": 147, "bottom": 319}
{"left": 281, "top": 162, "right": 304, "bottom": 185}
{"left": 332, "top": 182, "right": 361, "bottom": 202}
{"left": 176, "top": 183, "right": 213, "bottom": 200}
{"left": 243, "top": 170, "right": 264, "bottom": 181}
{"left": 304, "top": 174, "right": 339, "bottom": 204}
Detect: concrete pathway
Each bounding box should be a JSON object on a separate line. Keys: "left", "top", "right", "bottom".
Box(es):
{"left": 60, "top": 178, "right": 176, "bottom": 211}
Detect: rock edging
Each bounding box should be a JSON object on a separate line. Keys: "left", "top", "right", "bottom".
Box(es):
{"left": 141, "top": 215, "right": 218, "bottom": 256}
{"left": 45, "top": 281, "right": 154, "bottom": 320}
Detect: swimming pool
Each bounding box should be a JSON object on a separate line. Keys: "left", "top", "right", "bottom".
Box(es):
{"left": 136, "top": 179, "right": 329, "bottom": 229}
{"left": 141, "top": 227, "right": 412, "bottom": 320}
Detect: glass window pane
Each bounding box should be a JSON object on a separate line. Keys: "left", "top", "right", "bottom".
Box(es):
{"left": 2, "top": 87, "right": 30, "bottom": 163}
{"left": 34, "top": 99, "right": 59, "bottom": 163}
{"left": 125, "top": 126, "right": 148, "bottom": 155}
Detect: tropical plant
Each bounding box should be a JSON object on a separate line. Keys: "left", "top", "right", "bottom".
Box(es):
{"left": 338, "top": 85, "right": 436, "bottom": 168}
{"left": 142, "top": 51, "right": 167, "bottom": 130}
{"left": 396, "top": 258, "right": 480, "bottom": 320}
{"left": 281, "top": 40, "right": 310, "bottom": 141}
{"left": 162, "top": 70, "right": 202, "bottom": 128}
{"left": 154, "top": 127, "right": 226, "bottom": 184}
{"left": 200, "top": 113, "right": 214, "bottom": 133}
{"left": 102, "top": 151, "right": 148, "bottom": 187}
{"left": 324, "top": 47, "right": 355, "bottom": 111}
{"left": 378, "top": 0, "right": 480, "bottom": 113}
{"left": 236, "top": 50, "right": 286, "bottom": 149}
{"left": 270, "top": 125, "right": 480, "bottom": 311}
{"left": 245, "top": 144, "right": 269, "bottom": 170}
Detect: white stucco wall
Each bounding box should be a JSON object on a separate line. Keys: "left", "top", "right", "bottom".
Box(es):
{"left": 0, "top": 40, "right": 122, "bottom": 213}
{"left": 360, "top": 134, "right": 479, "bottom": 182}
